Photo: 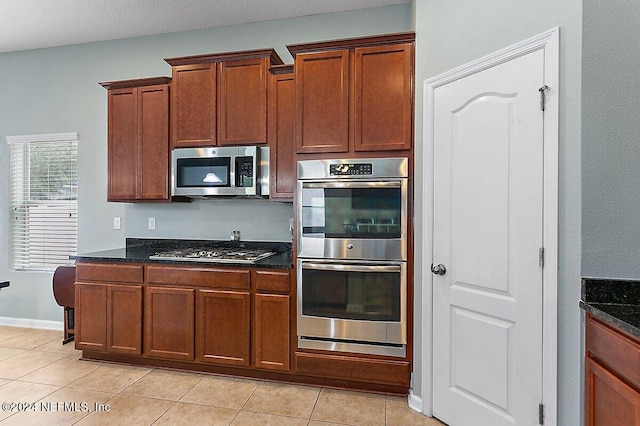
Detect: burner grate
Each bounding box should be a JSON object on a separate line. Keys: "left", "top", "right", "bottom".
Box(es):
{"left": 149, "top": 247, "right": 277, "bottom": 264}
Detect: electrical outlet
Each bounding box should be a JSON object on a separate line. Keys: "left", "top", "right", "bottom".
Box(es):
{"left": 148, "top": 217, "right": 156, "bottom": 230}
{"left": 113, "top": 217, "right": 121, "bottom": 230}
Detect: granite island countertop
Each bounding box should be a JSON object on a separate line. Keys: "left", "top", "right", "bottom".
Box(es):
{"left": 71, "top": 238, "right": 293, "bottom": 269}
{"left": 580, "top": 278, "right": 640, "bottom": 340}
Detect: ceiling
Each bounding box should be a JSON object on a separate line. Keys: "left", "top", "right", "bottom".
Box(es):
{"left": 0, "top": 0, "right": 409, "bottom": 54}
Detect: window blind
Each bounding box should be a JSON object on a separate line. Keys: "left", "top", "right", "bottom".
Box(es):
{"left": 7, "top": 133, "right": 78, "bottom": 271}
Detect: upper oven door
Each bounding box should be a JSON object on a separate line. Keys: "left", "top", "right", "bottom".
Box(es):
{"left": 298, "top": 179, "right": 407, "bottom": 260}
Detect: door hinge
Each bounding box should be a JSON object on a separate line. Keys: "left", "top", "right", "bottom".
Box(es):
{"left": 539, "top": 403, "right": 545, "bottom": 425}
{"left": 539, "top": 247, "right": 545, "bottom": 268}
{"left": 539, "top": 85, "right": 550, "bottom": 111}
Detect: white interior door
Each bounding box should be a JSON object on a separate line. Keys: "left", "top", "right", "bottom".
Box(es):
{"left": 432, "top": 49, "right": 545, "bottom": 426}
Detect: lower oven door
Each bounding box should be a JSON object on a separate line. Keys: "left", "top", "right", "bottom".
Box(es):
{"left": 297, "top": 259, "right": 406, "bottom": 357}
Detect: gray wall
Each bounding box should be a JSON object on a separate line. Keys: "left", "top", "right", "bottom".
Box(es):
{"left": 412, "top": 1, "right": 582, "bottom": 424}
{"left": 582, "top": 0, "right": 640, "bottom": 278}
{"left": 0, "top": 5, "right": 411, "bottom": 322}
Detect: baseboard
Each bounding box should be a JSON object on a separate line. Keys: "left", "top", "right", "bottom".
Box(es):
{"left": 0, "top": 316, "right": 63, "bottom": 331}
{"left": 408, "top": 389, "right": 424, "bottom": 413}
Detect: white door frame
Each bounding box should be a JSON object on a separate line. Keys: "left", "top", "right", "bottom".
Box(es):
{"left": 420, "top": 28, "right": 559, "bottom": 425}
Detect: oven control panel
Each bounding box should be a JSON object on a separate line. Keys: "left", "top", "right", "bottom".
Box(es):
{"left": 330, "top": 163, "right": 373, "bottom": 176}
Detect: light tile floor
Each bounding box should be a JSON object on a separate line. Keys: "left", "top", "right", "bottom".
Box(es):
{"left": 0, "top": 326, "right": 446, "bottom": 425}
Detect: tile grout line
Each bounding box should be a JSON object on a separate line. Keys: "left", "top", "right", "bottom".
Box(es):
{"left": 231, "top": 378, "right": 264, "bottom": 423}
{"left": 308, "top": 386, "right": 323, "bottom": 423}
{"left": 15, "top": 352, "right": 89, "bottom": 384}
{"left": 135, "top": 366, "right": 207, "bottom": 425}
{"left": 166, "top": 368, "right": 205, "bottom": 402}
{"left": 0, "top": 346, "right": 69, "bottom": 382}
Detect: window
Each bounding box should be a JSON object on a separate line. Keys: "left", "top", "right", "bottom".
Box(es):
{"left": 7, "top": 133, "right": 78, "bottom": 271}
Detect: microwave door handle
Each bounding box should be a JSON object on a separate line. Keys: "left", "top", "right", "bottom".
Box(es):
{"left": 302, "top": 181, "right": 402, "bottom": 190}
{"left": 230, "top": 156, "right": 236, "bottom": 188}
{"left": 302, "top": 262, "right": 402, "bottom": 273}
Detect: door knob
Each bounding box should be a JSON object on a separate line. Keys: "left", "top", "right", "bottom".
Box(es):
{"left": 431, "top": 264, "right": 446, "bottom": 275}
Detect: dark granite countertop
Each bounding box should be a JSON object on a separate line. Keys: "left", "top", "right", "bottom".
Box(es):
{"left": 580, "top": 278, "right": 640, "bottom": 340}
{"left": 71, "top": 238, "right": 293, "bottom": 269}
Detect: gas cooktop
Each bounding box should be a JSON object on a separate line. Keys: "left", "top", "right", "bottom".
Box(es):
{"left": 149, "top": 247, "right": 277, "bottom": 264}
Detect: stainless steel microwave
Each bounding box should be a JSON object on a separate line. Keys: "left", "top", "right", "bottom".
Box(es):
{"left": 171, "top": 146, "right": 269, "bottom": 197}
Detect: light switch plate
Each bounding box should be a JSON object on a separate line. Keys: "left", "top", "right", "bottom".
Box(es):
{"left": 113, "top": 217, "right": 121, "bottom": 230}
{"left": 148, "top": 217, "right": 156, "bottom": 230}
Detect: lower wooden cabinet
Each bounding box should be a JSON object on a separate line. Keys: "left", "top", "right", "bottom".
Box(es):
{"left": 144, "top": 286, "right": 195, "bottom": 360}
{"left": 107, "top": 285, "right": 143, "bottom": 355}
{"left": 586, "top": 357, "right": 640, "bottom": 425}
{"left": 585, "top": 314, "right": 640, "bottom": 426}
{"left": 75, "top": 282, "right": 142, "bottom": 354}
{"left": 73, "top": 261, "right": 410, "bottom": 393}
{"left": 254, "top": 293, "right": 290, "bottom": 371}
{"left": 253, "top": 269, "right": 291, "bottom": 371}
{"left": 197, "top": 289, "right": 250, "bottom": 366}
{"left": 75, "top": 283, "right": 108, "bottom": 351}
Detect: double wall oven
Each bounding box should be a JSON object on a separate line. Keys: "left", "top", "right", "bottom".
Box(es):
{"left": 297, "top": 158, "right": 408, "bottom": 357}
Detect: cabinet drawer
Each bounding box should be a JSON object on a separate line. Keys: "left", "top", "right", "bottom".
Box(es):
{"left": 255, "top": 269, "right": 290, "bottom": 293}
{"left": 295, "top": 351, "right": 410, "bottom": 386}
{"left": 147, "top": 265, "right": 250, "bottom": 290}
{"left": 586, "top": 315, "right": 640, "bottom": 390}
{"left": 76, "top": 262, "right": 143, "bottom": 283}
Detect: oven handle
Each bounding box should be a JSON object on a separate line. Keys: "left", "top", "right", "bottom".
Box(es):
{"left": 302, "top": 181, "right": 402, "bottom": 189}
{"left": 301, "top": 262, "right": 402, "bottom": 273}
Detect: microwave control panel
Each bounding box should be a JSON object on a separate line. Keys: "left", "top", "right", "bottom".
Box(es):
{"left": 330, "top": 163, "right": 373, "bottom": 176}
{"left": 235, "top": 156, "right": 254, "bottom": 187}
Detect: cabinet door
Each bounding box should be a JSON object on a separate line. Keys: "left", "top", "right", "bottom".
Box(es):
{"left": 107, "top": 284, "right": 143, "bottom": 355}
{"left": 138, "top": 84, "right": 170, "bottom": 200}
{"left": 75, "top": 283, "right": 107, "bottom": 351}
{"left": 144, "top": 286, "right": 195, "bottom": 360}
{"left": 218, "top": 58, "right": 268, "bottom": 145}
{"left": 254, "top": 293, "right": 290, "bottom": 371}
{"left": 585, "top": 358, "right": 640, "bottom": 426}
{"left": 196, "top": 289, "right": 250, "bottom": 366}
{"left": 295, "top": 50, "right": 349, "bottom": 153}
{"left": 107, "top": 87, "right": 137, "bottom": 200}
{"left": 353, "top": 43, "right": 413, "bottom": 152}
{"left": 268, "top": 70, "right": 295, "bottom": 201}
{"left": 171, "top": 63, "right": 216, "bottom": 148}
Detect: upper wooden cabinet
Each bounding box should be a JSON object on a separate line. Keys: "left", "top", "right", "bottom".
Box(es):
{"left": 288, "top": 32, "right": 415, "bottom": 154}
{"left": 170, "top": 64, "right": 217, "bottom": 148}
{"left": 268, "top": 65, "right": 295, "bottom": 201}
{"left": 166, "top": 49, "right": 283, "bottom": 149}
{"left": 100, "top": 77, "right": 171, "bottom": 202}
{"left": 293, "top": 50, "right": 350, "bottom": 154}
{"left": 218, "top": 58, "right": 269, "bottom": 145}
{"left": 353, "top": 43, "right": 413, "bottom": 152}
